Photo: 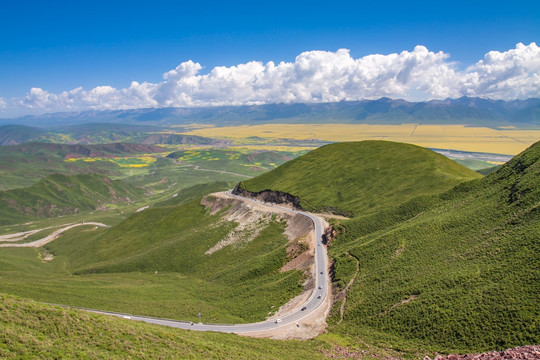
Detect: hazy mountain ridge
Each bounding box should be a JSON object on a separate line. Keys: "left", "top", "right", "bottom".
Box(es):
{"left": 2, "top": 97, "right": 539, "bottom": 127}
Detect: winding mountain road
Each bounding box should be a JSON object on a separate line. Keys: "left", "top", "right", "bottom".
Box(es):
{"left": 78, "top": 192, "right": 329, "bottom": 337}
{"left": 2, "top": 192, "right": 330, "bottom": 337}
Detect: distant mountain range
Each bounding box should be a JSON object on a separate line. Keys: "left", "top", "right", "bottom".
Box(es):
{"left": 2, "top": 97, "right": 539, "bottom": 127}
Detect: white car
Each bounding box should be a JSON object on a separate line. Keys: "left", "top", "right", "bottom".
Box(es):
{"left": 275, "top": 318, "right": 282, "bottom": 324}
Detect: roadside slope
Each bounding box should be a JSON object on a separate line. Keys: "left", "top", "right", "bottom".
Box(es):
{"left": 0, "top": 293, "right": 326, "bottom": 359}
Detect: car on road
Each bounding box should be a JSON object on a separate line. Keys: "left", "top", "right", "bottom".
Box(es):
{"left": 318, "top": 286, "right": 322, "bottom": 289}
{"left": 301, "top": 306, "right": 307, "bottom": 311}
{"left": 275, "top": 318, "right": 282, "bottom": 323}
{"left": 317, "top": 295, "right": 321, "bottom": 299}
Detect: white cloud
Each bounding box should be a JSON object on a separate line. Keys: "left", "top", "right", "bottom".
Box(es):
{"left": 0, "top": 97, "right": 6, "bottom": 109}
{"left": 11, "top": 42, "right": 540, "bottom": 114}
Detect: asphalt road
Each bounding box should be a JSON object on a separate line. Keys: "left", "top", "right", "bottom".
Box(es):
{"left": 64, "top": 191, "right": 329, "bottom": 335}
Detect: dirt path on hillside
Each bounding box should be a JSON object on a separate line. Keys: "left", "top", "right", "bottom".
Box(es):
{"left": 0, "top": 222, "right": 109, "bottom": 248}
{"left": 0, "top": 224, "right": 70, "bottom": 242}
{"left": 337, "top": 252, "right": 360, "bottom": 324}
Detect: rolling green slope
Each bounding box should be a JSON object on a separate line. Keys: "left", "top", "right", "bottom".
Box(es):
{"left": 0, "top": 125, "right": 46, "bottom": 145}
{"left": 240, "top": 141, "right": 481, "bottom": 215}
{"left": 0, "top": 294, "right": 326, "bottom": 360}
{"left": 0, "top": 142, "right": 166, "bottom": 190}
{"left": 328, "top": 141, "right": 540, "bottom": 353}
{"left": 166, "top": 148, "right": 296, "bottom": 176}
{"left": 0, "top": 198, "right": 303, "bottom": 324}
{"left": 0, "top": 173, "right": 145, "bottom": 225}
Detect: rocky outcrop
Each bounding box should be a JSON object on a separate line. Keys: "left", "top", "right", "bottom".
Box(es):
{"left": 323, "top": 224, "right": 338, "bottom": 246}
{"left": 232, "top": 183, "right": 302, "bottom": 209}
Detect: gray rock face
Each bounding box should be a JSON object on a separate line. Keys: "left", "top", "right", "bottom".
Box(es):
{"left": 232, "top": 183, "right": 302, "bottom": 209}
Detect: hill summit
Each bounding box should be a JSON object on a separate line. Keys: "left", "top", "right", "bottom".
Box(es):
{"left": 236, "top": 141, "right": 481, "bottom": 216}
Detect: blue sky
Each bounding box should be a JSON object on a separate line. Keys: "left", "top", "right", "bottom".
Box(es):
{"left": 1, "top": 0, "right": 539, "bottom": 115}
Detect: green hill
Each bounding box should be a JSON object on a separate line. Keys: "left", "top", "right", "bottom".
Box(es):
{"left": 238, "top": 141, "right": 482, "bottom": 216}
{"left": 328, "top": 141, "right": 540, "bottom": 353}
{"left": 0, "top": 173, "right": 145, "bottom": 225}
{"left": 0, "top": 142, "right": 166, "bottom": 190}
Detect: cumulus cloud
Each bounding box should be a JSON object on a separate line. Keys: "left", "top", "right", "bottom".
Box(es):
{"left": 10, "top": 42, "right": 540, "bottom": 114}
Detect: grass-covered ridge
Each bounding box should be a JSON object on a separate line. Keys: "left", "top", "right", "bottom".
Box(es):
{"left": 0, "top": 173, "right": 145, "bottom": 225}
{"left": 328, "top": 141, "right": 540, "bottom": 353}
{"left": 240, "top": 141, "right": 481, "bottom": 215}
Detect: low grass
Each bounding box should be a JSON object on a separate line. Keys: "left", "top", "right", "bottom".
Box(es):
{"left": 154, "top": 181, "right": 235, "bottom": 207}
{"left": 0, "top": 200, "right": 303, "bottom": 323}
{"left": 240, "top": 141, "right": 481, "bottom": 216}
{"left": 0, "top": 142, "right": 167, "bottom": 190}
{"left": 327, "top": 142, "right": 540, "bottom": 353}
{"left": 0, "top": 173, "right": 145, "bottom": 226}
{"left": 0, "top": 293, "right": 328, "bottom": 359}
{"left": 166, "top": 148, "right": 297, "bottom": 175}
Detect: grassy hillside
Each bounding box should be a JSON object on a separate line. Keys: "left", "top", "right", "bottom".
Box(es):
{"left": 328, "top": 141, "right": 540, "bottom": 353}
{"left": 0, "top": 142, "right": 166, "bottom": 190}
{"left": 166, "top": 148, "right": 297, "bottom": 176}
{"left": 0, "top": 125, "right": 46, "bottom": 145}
{"left": 0, "top": 198, "right": 303, "bottom": 324}
{"left": 154, "top": 181, "right": 235, "bottom": 207}
{"left": 140, "top": 133, "right": 228, "bottom": 145}
{"left": 240, "top": 141, "right": 481, "bottom": 215}
{"left": 0, "top": 293, "right": 326, "bottom": 359}
{"left": 0, "top": 173, "right": 145, "bottom": 225}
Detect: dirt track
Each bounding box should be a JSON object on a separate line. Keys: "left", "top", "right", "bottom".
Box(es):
{"left": 0, "top": 222, "right": 109, "bottom": 248}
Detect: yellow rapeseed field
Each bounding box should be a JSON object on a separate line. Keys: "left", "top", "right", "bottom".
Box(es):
{"left": 65, "top": 156, "right": 158, "bottom": 168}
{"left": 185, "top": 124, "right": 540, "bottom": 155}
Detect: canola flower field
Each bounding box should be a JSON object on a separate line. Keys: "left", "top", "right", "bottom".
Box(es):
{"left": 185, "top": 124, "right": 540, "bottom": 155}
